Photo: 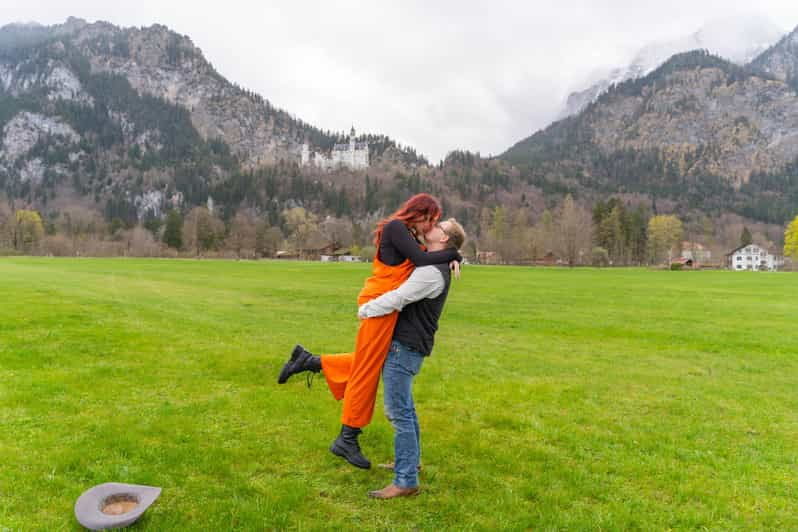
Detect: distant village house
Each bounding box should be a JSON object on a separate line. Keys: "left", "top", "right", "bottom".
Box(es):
{"left": 727, "top": 244, "right": 783, "bottom": 271}
{"left": 320, "top": 254, "right": 362, "bottom": 263}
{"left": 319, "top": 245, "right": 362, "bottom": 263}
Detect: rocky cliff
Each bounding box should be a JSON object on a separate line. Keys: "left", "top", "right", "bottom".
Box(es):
{"left": 559, "top": 17, "right": 783, "bottom": 119}
{"left": 0, "top": 18, "right": 325, "bottom": 169}
{"left": 750, "top": 27, "right": 798, "bottom": 88}
{"left": 0, "top": 18, "right": 424, "bottom": 223}
{"left": 508, "top": 48, "right": 798, "bottom": 182}
{"left": 503, "top": 44, "right": 798, "bottom": 223}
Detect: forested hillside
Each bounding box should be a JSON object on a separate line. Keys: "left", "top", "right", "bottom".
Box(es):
{"left": 502, "top": 49, "right": 798, "bottom": 225}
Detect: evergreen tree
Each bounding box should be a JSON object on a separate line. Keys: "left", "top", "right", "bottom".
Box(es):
{"left": 599, "top": 206, "right": 625, "bottom": 264}
{"left": 627, "top": 206, "right": 650, "bottom": 265}
{"left": 163, "top": 210, "right": 183, "bottom": 249}
{"left": 740, "top": 226, "right": 753, "bottom": 247}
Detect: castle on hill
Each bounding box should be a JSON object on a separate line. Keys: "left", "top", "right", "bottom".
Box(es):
{"left": 301, "top": 127, "right": 369, "bottom": 170}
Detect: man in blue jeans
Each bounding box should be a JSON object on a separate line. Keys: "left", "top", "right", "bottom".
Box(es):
{"left": 357, "top": 218, "right": 466, "bottom": 499}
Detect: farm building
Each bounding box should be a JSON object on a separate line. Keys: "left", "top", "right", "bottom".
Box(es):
{"left": 726, "top": 244, "right": 783, "bottom": 271}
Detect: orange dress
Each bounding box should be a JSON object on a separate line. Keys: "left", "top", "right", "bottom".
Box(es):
{"left": 320, "top": 256, "right": 415, "bottom": 428}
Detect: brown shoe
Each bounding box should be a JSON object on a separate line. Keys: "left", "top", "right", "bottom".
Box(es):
{"left": 368, "top": 484, "right": 420, "bottom": 499}
{"left": 377, "top": 462, "right": 423, "bottom": 472}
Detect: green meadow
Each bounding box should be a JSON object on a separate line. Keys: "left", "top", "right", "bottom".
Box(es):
{"left": 1, "top": 257, "right": 797, "bottom": 530}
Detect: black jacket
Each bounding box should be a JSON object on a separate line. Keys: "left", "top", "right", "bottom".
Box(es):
{"left": 392, "top": 263, "right": 452, "bottom": 356}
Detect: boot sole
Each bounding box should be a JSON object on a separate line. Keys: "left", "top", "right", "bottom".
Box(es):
{"left": 277, "top": 345, "right": 304, "bottom": 384}
{"left": 330, "top": 443, "right": 371, "bottom": 469}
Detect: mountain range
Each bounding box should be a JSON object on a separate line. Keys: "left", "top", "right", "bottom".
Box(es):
{"left": 2, "top": 17, "right": 798, "bottom": 230}
{"left": 559, "top": 17, "right": 785, "bottom": 119}
{"left": 502, "top": 25, "right": 798, "bottom": 225}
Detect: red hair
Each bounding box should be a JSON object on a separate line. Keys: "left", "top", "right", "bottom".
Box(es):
{"left": 373, "top": 193, "right": 442, "bottom": 246}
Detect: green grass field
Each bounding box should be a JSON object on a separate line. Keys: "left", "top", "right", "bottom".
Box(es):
{"left": 1, "top": 258, "right": 797, "bottom": 530}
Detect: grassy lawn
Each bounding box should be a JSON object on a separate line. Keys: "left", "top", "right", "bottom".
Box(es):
{"left": 1, "top": 257, "right": 797, "bottom": 530}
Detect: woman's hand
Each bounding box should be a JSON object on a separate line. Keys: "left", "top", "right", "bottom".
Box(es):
{"left": 450, "top": 260, "right": 461, "bottom": 280}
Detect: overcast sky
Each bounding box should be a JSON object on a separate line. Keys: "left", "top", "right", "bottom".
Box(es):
{"left": 5, "top": 1, "right": 798, "bottom": 162}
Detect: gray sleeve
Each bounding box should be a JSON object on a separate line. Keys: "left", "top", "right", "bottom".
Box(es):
{"left": 358, "top": 266, "right": 445, "bottom": 319}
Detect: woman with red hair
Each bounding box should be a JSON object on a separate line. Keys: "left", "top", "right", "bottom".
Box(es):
{"left": 278, "top": 193, "right": 461, "bottom": 468}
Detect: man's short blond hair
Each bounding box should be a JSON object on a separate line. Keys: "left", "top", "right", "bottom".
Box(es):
{"left": 442, "top": 218, "right": 466, "bottom": 250}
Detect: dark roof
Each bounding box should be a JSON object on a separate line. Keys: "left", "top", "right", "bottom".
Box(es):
{"left": 726, "top": 244, "right": 747, "bottom": 256}
{"left": 725, "top": 244, "right": 778, "bottom": 256}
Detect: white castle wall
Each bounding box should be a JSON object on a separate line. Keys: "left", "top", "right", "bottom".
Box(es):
{"left": 302, "top": 128, "right": 369, "bottom": 170}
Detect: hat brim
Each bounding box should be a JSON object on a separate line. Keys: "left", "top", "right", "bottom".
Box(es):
{"left": 74, "top": 482, "right": 161, "bottom": 530}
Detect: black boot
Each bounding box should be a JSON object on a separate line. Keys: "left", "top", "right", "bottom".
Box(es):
{"left": 277, "top": 344, "right": 321, "bottom": 384}
{"left": 330, "top": 424, "right": 371, "bottom": 469}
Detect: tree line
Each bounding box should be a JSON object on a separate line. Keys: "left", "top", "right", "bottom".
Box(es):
{"left": 473, "top": 195, "right": 683, "bottom": 266}
{"left": 0, "top": 197, "right": 376, "bottom": 261}
{"left": 4, "top": 192, "right": 794, "bottom": 268}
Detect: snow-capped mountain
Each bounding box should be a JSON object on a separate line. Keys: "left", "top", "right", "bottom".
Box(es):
{"left": 559, "top": 16, "right": 785, "bottom": 119}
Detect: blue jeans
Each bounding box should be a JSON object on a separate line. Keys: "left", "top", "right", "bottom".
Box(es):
{"left": 382, "top": 340, "right": 425, "bottom": 489}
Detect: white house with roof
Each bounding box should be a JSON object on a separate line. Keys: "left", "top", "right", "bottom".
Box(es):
{"left": 727, "top": 244, "right": 784, "bottom": 271}
{"left": 301, "top": 127, "right": 369, "bottom": 170}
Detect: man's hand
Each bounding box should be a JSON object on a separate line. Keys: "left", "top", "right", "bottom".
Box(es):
{"left": 450, "top": 260, "right": 461, "bottom": 280}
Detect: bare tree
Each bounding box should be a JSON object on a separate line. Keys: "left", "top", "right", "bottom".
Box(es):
{"left": 121, "top": 227, "right": 161, "bottom": 257}
{"left": 0, "top": 201, "right": 13, "bottom": 251}
{"left": 41, "top": 234, "right": 75, "bottom": 256}
{"left": 556, "top": 195, "right": 591, "bottom": 266}
{"left": 462, "top": 239, "right": 477, "bottom": 263}
{"left": 508, "top": 208, "right": 535, "bottom": 263}
{"left": 534, "top": 209, "right": 556, "bottom": 257}
{"left": 751, "top": 230, "right": 774, "bottom": 250}
{"left": 226, "top": 210, "right": 258, "bottom": 258}
{"left": 320, "top": 216, "right": 353, "bottom": 250}
{"left": 56, "top": 207, "right": 106, "bottom": 254}
{"left": 491, "top": 206, "right": 513, "bottom": 263}
{"left": 256, "top": 222, "right": 283, "bottom": 258}
{"left": 183, "top": 207, "right": 224, "bottom": 257}
{"left": 283, "top": 207, "right": 323, "bottom": 257}
{"left": 477, "top": 207, "right": 495, "bottom": 255}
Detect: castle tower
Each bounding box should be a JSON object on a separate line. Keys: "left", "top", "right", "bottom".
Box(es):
{"left": 349, "top": 127, "right": 357, "bottom": 166}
